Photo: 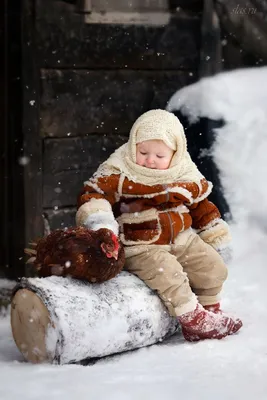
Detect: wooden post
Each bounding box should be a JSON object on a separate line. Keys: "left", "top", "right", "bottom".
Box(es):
{"left": 198, "top": 0, "right": 230, "bottom": 219}
{"left": 0, "top": 0, "right": 8, "bottom": 276}
{"left": 22, "top": 0, "right": 44, "bottom": 271}
{"left": 1, "top": 0, "right": 27, "bottom": 278}
{"left": 199, "top": 0, "right": 222, "bottom": 77}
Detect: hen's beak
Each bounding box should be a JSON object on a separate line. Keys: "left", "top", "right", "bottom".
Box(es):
{"left": 110, "top": 250, "right": 118, "bottom": 260}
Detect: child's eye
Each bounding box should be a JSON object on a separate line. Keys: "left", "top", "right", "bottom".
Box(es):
{"left": 157, "top": 155, "right": 164, "bottom": 159}
{"left": 140, "top": 152, "right": 147, "bottom": 155}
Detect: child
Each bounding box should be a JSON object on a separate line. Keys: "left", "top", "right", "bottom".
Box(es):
{"left": 76, "top": 109, "right": 242, "bottom": 342}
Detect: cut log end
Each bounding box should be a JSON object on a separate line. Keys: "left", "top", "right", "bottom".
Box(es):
{"left": 11, "top": 289, "right": 54, "bottom": 364}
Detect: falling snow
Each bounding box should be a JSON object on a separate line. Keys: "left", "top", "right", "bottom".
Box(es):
{"left": 1, "top": 67, "right": 267, "bottom": 399}
{"left": 18, "top": 156, "right": 30, "bottom": 166}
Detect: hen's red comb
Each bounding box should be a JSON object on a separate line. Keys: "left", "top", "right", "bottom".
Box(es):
{"left": 111, "top": 233, "right": 119, "bottom": 251}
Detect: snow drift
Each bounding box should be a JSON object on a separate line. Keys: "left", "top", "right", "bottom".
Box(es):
{"left": 167, "top": 66, "right": 267, "bottom": 228}
{"left": 2, "top": 66, "right": 267, "bottom": 399}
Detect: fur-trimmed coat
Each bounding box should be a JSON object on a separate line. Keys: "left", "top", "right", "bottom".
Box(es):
{"left": 76, "top": 173, "right": 229, "bottom": 249}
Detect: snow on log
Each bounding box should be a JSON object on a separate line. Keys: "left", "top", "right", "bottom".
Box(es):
{"left": 11, "top": 272, "right": 179, "bottom": 364}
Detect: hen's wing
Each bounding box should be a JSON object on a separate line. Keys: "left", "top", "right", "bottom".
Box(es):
{"left": 34, "top": 228, "right": 95, "bottom": 278}
{"left": 26, "top": 227, "right": 125, "bottom": 282}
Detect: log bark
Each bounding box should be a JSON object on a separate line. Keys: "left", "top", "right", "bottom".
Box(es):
{"left": 11, "top": 272, "right": 179, "bottom": 364}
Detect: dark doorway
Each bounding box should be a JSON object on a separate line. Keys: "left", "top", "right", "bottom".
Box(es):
{"left": 0, "top": 0, "right": 25, "bottom": 279}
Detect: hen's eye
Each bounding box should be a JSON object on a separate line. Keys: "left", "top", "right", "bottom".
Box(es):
{"left": 105, "top": 243, "right": 113, "bottom": 252}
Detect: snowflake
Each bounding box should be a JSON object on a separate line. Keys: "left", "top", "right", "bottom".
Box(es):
{"left": 18, "top": 156, "right": 30, "bottom": 166}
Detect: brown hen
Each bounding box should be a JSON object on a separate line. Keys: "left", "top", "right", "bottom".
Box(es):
{"left": 25, "top": 227, "right": 125, "bottom": 283}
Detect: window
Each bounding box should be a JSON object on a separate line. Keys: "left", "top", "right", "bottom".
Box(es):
{"left": 82, "top": 0, "right": 170, "bottom": 25}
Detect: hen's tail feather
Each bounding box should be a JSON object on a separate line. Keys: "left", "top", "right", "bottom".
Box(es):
{"left": 24, "top": 248, "right": 37, "bottom": 256}
{"left": 26, "top": 256, "right": 36, "bottom": 264}
{"left": 28, "top": 242, "right": 38, "bottom": 247}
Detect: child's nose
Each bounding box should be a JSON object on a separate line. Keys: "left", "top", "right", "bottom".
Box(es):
{"left": 146, "top": 157, "right": 155, "bottom": 165}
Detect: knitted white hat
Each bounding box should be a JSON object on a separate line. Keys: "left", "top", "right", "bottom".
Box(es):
{"left": 97, "top": 109, "right": 204, "bottom": 187}
{"left": 134, "top": 109, "right": 183, "bottom": 151}
{"left": 127, "top": 109, "right": 187, "bottom": 165}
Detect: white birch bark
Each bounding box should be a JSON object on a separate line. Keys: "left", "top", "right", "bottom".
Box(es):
{"left": 15, "top": 272, "right": 179, "bottom": 364}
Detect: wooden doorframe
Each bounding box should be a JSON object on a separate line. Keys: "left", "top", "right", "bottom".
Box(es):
{"left": 0, "top": 0, "right": 8, "bottom": 277}
{"left": 22, "top": 0, "right": 44, "bottom": 272}
{"left": 0, "top": 0, "right": 43, "bottom": 279}
{"left": 0, "top": 0, "right": 26, "bottom": 278}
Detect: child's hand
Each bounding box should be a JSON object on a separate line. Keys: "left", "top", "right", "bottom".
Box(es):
{"left": 83, "top": 211, "right": 119, "bottom": 235}
{"left": 198, "top": 219, "right": 231, "bottom": 256}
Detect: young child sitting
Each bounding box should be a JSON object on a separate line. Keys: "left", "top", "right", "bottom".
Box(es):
{"left": 76, "top": 109, "right": 242, "bottom": 342}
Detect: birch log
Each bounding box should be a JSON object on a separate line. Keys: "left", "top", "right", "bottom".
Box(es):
{"left": 11, "top": 272, "right": 179, "bottom": 364}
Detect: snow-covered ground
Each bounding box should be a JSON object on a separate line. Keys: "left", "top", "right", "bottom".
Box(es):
{"left": 1, "top": 67, "right": 267, "bottom": 399}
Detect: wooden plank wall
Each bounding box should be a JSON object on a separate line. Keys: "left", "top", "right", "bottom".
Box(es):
{"left": 24, "top": 0, "right": 201, "bottom": 244}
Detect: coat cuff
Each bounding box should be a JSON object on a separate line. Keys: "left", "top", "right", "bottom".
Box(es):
{"left": 76, "top": 198, "right": 112, "bottom": 226}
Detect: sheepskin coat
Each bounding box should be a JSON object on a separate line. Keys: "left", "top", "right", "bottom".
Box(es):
{"left": 76, "top": 172, "right": 225, "bottom": 247}
{"left": 76, "top": 110, "right": 230, "bottom": 250}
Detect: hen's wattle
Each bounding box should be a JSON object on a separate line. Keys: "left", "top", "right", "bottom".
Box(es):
{"left": 25, "top": 227, "right": 125, "bottom": 283}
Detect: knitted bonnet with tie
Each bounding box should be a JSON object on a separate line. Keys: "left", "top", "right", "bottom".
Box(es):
{"left": 95, "top": 109, "right": 204, "bottom": 187}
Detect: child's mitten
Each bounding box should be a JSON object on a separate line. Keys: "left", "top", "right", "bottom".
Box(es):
{"left": 76, "top": 198, "right": 119, "bottom": 235}
{"left": 82, "top": 211, "right": 119, "bottom": 235}
{"left": 198, "top": 219, "right": 232, "bottom": 262}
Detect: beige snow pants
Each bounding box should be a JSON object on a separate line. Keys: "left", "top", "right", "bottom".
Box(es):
{"left": 124, "top": 229, "right": 228, "bottom": 317}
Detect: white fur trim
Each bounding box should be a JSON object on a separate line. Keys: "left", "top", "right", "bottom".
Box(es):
{"left": 197, "top": 217, "right": 221, "bottom": 233}
{"left": 168, "top": 186, "right": 193, "bottom": 201}
{"left": 117, "top": 208, "right": 158, "bottom": 225}
{"left": 180, "top": 213, "right": 185, "bottom": 232}
{"left": 193, "top": 180, "right": 213, "bottom": 203}
{"left": 118, "top": 173, "right": 125, "bottom": 197}
{"left": 119, "top": 233, "right": 161, "bottom": 246}
{"left": 118, "top": 206, "right": 190, "bottom": 245}
{"left": 158, "top": 204, "right": 189, "bottom": 214}
{"left": 117, "top": 208, "right": 162, "bottom": 245}
{"left": 76, "top": 198, "right": 112, "bottom": 226}
{"left": 83, "top": 180, "right": 104, "bottom": 195}
{"left": 119, "top": 185, "right": 193, "bottom": 203}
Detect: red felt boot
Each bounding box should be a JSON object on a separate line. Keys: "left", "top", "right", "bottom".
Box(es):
{"left": 203, "top": 303, "right": 222, "bottom": 314}
{"left": 178, "top": 303, "right": 243, "bottom": 342}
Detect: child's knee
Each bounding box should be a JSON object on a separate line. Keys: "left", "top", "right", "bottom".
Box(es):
{"left": 192, "top": 254, "right": 228, "bottom": 290}
{"left": 205, "top": 245, "right": 229, "bottom": 284}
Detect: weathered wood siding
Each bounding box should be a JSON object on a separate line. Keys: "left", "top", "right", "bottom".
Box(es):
{"left": 23, "top": 0, "right": 201, "bottom": 237}
{"left": 3, "top": 0, "right": 264, "bottom": 278}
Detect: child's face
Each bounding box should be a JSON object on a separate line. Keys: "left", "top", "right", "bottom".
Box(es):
{"left": 136, "top": 140, "right": 174, "bottom": 170}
